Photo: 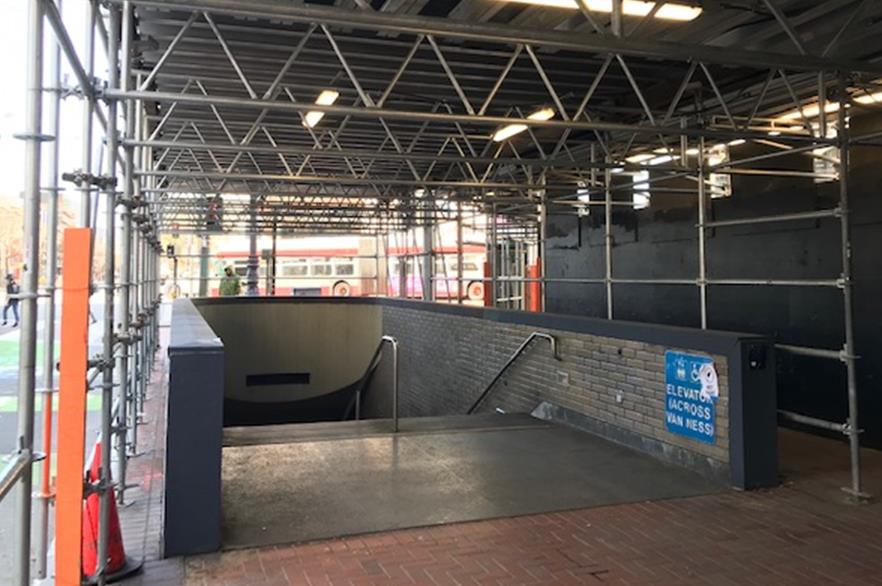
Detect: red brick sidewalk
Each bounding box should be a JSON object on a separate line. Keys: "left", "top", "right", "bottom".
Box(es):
{"left": 181, "top": 477, "right": 882, "bottom": 586}
{"left": 123, "top": 329, "right": 882, "bottom": 586}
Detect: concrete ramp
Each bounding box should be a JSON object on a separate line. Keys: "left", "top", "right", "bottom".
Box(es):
{"left": 221, "top": 414, "right": 721, "bottom": 550}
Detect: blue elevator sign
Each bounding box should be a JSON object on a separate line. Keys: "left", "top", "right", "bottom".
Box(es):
{"left": 664, "top": 351, "right": 719, "bottom": 444}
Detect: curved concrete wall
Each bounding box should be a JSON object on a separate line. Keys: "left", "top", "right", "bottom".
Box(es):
{"left": 195, "top": 299, "right": 381, "bottom": 405}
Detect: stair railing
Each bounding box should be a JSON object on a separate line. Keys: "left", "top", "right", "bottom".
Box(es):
{"left": 467, "top": 332, "right": 560, "bottom": 414}
{"left": 352, "top": 335, "right": 400, "bottom": 432}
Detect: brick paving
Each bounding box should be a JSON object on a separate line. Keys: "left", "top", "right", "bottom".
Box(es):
{"left": 120, "top": 327, "right": 882, "bottom": 586}
{"left": 120, "top": 330, "right": 186, "bottom": 585}
{"left": 179, "top": 483, "right": 882, "bottom": 586}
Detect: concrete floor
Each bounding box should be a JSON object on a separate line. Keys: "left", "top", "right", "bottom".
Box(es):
{"left": 221, "top": 414, "right": 721, "bottom": 550}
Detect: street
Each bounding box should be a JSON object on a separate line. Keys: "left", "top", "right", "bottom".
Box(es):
{"left": 0, "top": 295, "right": 105, "bottom": 582}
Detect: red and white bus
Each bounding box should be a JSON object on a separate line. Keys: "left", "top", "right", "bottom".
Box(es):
{"left": 212, "top": 235, "right": 486, "bottom": 301}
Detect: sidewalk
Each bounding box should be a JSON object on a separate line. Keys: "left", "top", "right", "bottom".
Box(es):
{"left": 119, "top": 336, "right": 882, "bottom": 586}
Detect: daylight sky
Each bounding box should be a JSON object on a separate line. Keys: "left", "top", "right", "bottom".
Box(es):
{"left": 0, "top": 0, "right": 105, "bottom": 204}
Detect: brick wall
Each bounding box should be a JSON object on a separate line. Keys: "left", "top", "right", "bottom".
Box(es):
{"left": 381, "top": 305, "right": 730, "bottom": 472}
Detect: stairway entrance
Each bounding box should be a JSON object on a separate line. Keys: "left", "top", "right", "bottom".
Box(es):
{"left": 220, "top": 413, "right": 720, "bottom": 550}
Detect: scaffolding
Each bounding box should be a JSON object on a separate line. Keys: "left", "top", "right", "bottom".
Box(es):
{"left": 2, "top": 0, "right": 880, "bottom": 583}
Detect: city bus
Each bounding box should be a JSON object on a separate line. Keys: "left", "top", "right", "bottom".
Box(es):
{"left": 212, "top": 236, "right": 486, "bottom": 301}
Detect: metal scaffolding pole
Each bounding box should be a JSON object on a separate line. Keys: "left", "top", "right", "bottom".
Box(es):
{"left": 199, "top": 235, "right": 210, "bottom": 296}
{"left": 456, "top": 203, "right": 463, "bottom": 304}
{"left": 35, "top": 0, "right": 62, "bottom": 576}
{"left": 80, "top": 0, "right": 97, "bottom": 226}
{"left": 97, "top": 4, "right": 121, "bottom": 582}
{"left": 697, "top": 136, "right": 708, "bottom": 329}
{"left": 604, "top": 160, "right": 613, "bottom": 320}
{"left": 116, "top": 0, "right": 134, "bottom": 505}
{"left": 247, "top": 195, "right": 259, "bottom": 295}
{"left": 489, "top": 204, "right": 498, "bottom": 308}
{"left": 538, "top": 173, "right": 547, "bottom": 312}
{"left": 837, "top": 74, "right": 863, "bottom": 499}
{"left": 13, "top": 1, "right": 44, "bottom": 584}
{"left": 421, "top": 204, "right": 434, "bottom": 302}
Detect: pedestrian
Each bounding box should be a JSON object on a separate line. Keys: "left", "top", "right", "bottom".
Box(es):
{"left": 219, "top": 266, "right": 241, "bottom": 297}
{"left": 3, "top": 273, "right": 20, "bottom": 327}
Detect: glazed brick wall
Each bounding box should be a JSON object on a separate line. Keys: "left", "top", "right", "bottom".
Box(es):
{"left": 381, "top": 306, "right": 730, "bottom": 468}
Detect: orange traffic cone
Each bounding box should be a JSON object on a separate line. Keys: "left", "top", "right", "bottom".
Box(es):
{"left": 81, "top": 440, "right": 142, "bottom": 583}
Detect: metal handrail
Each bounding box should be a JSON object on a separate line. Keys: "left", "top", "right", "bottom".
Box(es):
{"left": 353, "top": 335, "right": 400, "bottom": 432}
{"left": 467, "top": 332, "right": 560, "bottom": 415}
{"left": 0, "top": 452, "right": 31, "bottom": 503}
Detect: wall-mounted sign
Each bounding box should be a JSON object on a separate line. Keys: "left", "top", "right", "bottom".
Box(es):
{"left": 664, "top": 351, "right": 719, "bottom": 444}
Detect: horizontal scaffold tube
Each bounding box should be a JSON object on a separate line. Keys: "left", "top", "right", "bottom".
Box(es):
{"left": 104, "top": 89, "right": 837, "bottom": 146}
{"left": 107, "top": 0, "right": 882, "bottom": 75}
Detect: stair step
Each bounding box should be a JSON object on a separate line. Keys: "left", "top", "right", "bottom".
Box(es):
{"left": 223, "top": 413, "right": 549, "bottom": 447}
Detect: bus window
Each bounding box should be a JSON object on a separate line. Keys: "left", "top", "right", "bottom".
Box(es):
{"left": 310, "top": 258, "right": 333, "bottom": 276}
{"left": 281, "top": 261, "right": 308, "bottom": 277}
{"left": 334, "top": 258, "right": 355, "bottom": 276}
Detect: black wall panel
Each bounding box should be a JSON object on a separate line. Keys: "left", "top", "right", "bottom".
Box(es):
{"left": 546, "top": 113, "right": 882, "bottom": 448}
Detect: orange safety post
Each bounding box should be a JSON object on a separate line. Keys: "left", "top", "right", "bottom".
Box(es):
{"left": 55, "top": 228, "right": 92, "bottom": 586}
{"left": 483, "top": 261, "right": 492, "bottom": 307}
{"left": 526, "top": 262, "right": 541, "bottom": 313}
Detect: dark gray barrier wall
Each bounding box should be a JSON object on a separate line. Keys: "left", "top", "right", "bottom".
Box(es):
{"left": 378, "top": 299, "right": 777, "bottom": 489}
{"left": 188, "top": 297, "right": 777, "bottom": 489}
{"left": 166, "top": 299, "right": 224, "bottom": 556}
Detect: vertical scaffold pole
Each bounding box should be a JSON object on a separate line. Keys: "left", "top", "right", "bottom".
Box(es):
{"left": 98, "top": 4, "right": 121, "bottom": 583}
{"left": 490, "top": 203, "right": 497, "bottom": 308}
{"left": 247, "top": 195, "right": 259, "bottom": 295}
{"left": 36, "top": 0, "right": 62, "bottom": 576}
{"left": 604, "top": 159, "right": 613, "bottom": 319}
{"left": 837, "top": 73, "right": 862, "bottom": 499}
{"left": 422, "top": 203, "right": 434, "bottom": 302}
{"left": 456, "top": 203, "right": 463, "bottom": 304}
{"left": 81, "top": 0, "right": 96, "bottom": 227}
{"left": 14, "top": 1, "right": 44, "bottom": 584}
{"left": 116, "top": 0, "right": 134, "bottom": 505}
{"left": 698, "top": 136, "right": 708, "bottom": 329}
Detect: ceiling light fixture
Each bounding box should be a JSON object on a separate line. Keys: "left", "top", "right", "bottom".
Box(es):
{"left": 496, "top": 0, "right": 702, "bottom": 21}
{"left": 854, "top": 90, "right": 882, "bottom": 105}
{"left": 776, "top": 101, "right": 841, "bottom": 122}
{"left": 302, "top": 89, "right": 340, "bottom": 128}
{"left": 625, "top": 153, "right": 654, "bottom": 164}
{"left": 648, "top": 154, "right": 679, "bottom": 165}
{"left": 492, "top": 106, "right": 555, "bottom": 142}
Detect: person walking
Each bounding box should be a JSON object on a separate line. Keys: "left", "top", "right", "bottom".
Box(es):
{"left": 3, "top": 273, "right": 20, "bottom": 327}
{"left": 219, "top": 266, "right": 241, "bottom": 297}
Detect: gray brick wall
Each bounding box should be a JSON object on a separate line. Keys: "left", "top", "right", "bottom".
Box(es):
{"left": 381, "top": 306, "right": 730, "bottom": 467}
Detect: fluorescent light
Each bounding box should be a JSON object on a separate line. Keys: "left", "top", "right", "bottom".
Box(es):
{"left": 854, "top": 90, "right": 882, "bottom": 105}
{"left": 727, "top": 139, "right": 746, "bottom": 146}
{"left": 315, "top": 89, "right": 340, "bottom": 106}
{"left": 685, "top": 148, "right": 700, "bottom": 156}
{"left": 768, "top": 130, "right": 781, "bottom": 136}
{"left": 625, "top": 153, "right": 654, "bottom": 163}
{"left": 302, "top": 89, "right": 339, "bottom": 128}
{"left": 496, "top": 0, "right": 702, "bottom": 21}
{"left": 777, "top": 101, "right": 840, "bottom": 121}
{"left": 492, "top": 107, "right": 555, "bottom": 142}
{"left": 648, "top": 154, "right": 678, "bottom": 165}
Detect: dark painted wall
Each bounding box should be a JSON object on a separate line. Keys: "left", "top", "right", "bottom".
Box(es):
{"left": 545, "top": 112, "right": 882, "bottom": 449}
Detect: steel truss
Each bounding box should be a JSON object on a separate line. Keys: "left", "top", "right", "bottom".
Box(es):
{"left": 4, "top": 0, "right": 879, "bottom": 583}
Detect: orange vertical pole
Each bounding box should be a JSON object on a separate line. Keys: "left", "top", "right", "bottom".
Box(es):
{"left": 55, "top": 228, "right": 92, "bottom": 586}
{"left": 483, "top": 262, "right": 492, "bottom": 307}
{"left": 526, "top": 261, "right": 541, "bottom": 313}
